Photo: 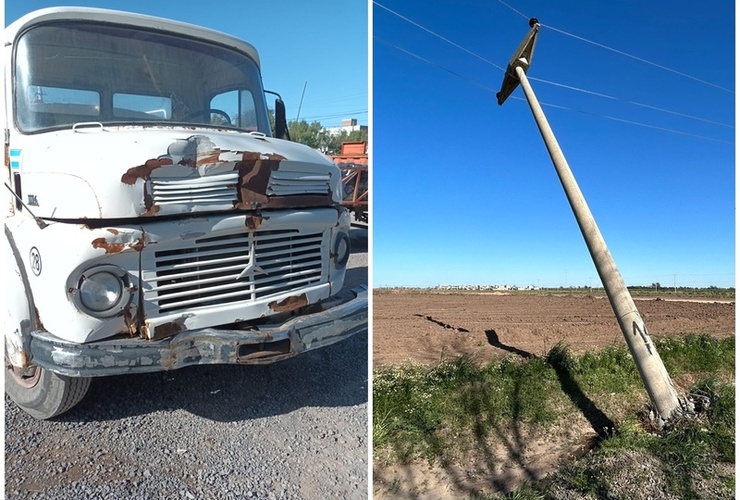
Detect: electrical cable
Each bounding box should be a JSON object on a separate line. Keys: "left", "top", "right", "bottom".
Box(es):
{"left": 494, "top": 0, "right": 734, "bottom": 94}
{"left": 509, "top": 96, "right": 732, "bottom": 145}
{"left": 529, "top": 77, "right": 733, "bottom": 128}
{"left": 374, "top": 1, "right": 732, "bottom": 128}
{"left": 374, "top": 37, "right": 500, "bottom": 94}
{"left": 376, "top": 37, "right": 732, "bottom": 145}
{"left": 374, "top": 2, "right": 505, "bottom": 72}
{"left": 297, "top": 109, "right": 368, "bottom": 123}
{"left": 494, "top": 0, "right": 529, "bottom": 21}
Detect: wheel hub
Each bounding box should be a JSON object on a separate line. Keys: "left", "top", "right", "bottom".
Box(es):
{"left": 6, "top": 362, "right": 41, "bottom": 389}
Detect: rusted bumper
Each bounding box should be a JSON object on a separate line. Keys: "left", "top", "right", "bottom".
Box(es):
{"left": 27, "top": 285, "right": 367, "bottom": 378}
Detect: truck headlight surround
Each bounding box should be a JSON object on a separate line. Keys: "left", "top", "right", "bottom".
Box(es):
{"left": 73, "top": 265, "right": 131, "bottom": 318}
{"left": 333, "top": 231, "right": 351, "bottom": 269}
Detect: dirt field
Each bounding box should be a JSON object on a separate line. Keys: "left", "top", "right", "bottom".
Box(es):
{"left": 373, "top": 290, "right": 735, "bottom": 498}
{"left": 373, "top": 290, "right": 735, "bottom": 367}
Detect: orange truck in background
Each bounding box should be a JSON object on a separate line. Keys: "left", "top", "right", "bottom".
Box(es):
{"left": 331, "top": 142, "right": 368, "bottom": 225}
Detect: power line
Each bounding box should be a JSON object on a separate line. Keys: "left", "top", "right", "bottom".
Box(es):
{"left": 512, "top": 96, "right": 733, "bottom": 145}
{"left": 297, "top": 109, "right": 368, "bottom": 123}
{"left": 375, "top": 1, "right": 732, "bottom": 129}
{"left": 494, "top": 0, "right": 529, "bottom": 21}
{"left": 494, "top": 0, "right": 734, "bottom": 94}
{"left": 530, "top": 77, "right": 733, "bottom": 129}
{"left": 377, "top": 38, "right": 732, "bottom": 145}
{"left": 374, "top": 37, "right": 500, "bottom": 94}
{"left": 374, "top": 1, "right": 505, "bottom": 71}
{"left": 541, "top": 24, "right": 733, "bottom": 94}
{"left": 303, "top": 93, "right": 368, "bottom": 106}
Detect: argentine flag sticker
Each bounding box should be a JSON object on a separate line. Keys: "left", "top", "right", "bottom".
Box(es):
{"left": 9, "top": 149, "right": 21, "bottom": 170}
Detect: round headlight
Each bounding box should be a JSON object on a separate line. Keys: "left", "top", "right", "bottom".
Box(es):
{"left": 333, "top": 232, "right": 351, "bottom": 268}
{"left": 79, "top": 271, "right": 124, "bottom": 314}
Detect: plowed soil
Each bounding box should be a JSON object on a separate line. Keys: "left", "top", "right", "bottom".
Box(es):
{"left": 373, "top": 290, "right": 735, "bottom": 498}
{"left": 373, "top": 290, "right": 735, "bottom": 367}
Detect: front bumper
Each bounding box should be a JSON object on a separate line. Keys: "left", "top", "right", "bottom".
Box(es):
{"left": 28, "top": 285, "right": 367, "bottom": 378}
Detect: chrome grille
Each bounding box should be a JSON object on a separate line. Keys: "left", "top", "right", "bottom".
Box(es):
{"left": 148, "top": 229, "right": 324, "bottom": 313}
{"left": 151, "top": 172, "right": 238, "bottom": 206}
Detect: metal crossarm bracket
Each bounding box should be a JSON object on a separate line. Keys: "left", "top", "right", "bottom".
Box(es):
{"left": 496, "top": 18, "right": 540, "bottom": 105}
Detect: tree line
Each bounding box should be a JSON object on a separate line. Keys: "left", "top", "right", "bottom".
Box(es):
{"left": 288, "top": 120, "right": 367, "bottom": 154}
{"left": 268, "top": 109, "right": 367, "bottom": 154}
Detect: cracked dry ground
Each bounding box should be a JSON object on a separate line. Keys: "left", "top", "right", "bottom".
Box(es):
{"left": 372, "top": 290, "right": 735, "bottom": 498}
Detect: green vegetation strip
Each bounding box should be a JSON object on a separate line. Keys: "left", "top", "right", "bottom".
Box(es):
{"left": 373, "top": 334, "right": 735, "bottom": 499}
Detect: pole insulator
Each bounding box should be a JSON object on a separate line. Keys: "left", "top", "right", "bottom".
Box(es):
{"left": 529, "top": 18, "right": 539, "bottom": 28}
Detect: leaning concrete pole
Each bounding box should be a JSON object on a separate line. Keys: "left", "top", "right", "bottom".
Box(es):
{"left": 497, "top": 19, "right": 682, "bottom": 425}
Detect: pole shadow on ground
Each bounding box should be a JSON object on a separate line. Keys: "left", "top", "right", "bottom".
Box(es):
{"left": 375, "top": 317, "right": 616, "bottom": 496}
{"left": 487, "top": 329, "right": 615, "bottom": 440}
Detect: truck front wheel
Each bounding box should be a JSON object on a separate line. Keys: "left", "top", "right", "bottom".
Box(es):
{"left": 5, "top": 362, "right": 91, "bottom": 420}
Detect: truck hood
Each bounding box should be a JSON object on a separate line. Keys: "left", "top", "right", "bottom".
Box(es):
{"left": 18, "top": 127, "right": 342, "bottom": 219}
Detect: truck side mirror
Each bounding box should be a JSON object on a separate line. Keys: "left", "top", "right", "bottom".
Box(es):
{"left": 274, "top": 97, "right": 290, "bottom": 141}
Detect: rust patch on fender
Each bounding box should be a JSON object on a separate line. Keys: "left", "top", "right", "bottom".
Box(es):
{"left": 129, "top": 235, "right": 146, "bottom": 252}
{"left": 92, "top": 238, "right": 125, "bottom": 254}
{"left": 150, "top": 319, "right": 186, "bottom": 341}
{"left": 123, "top": 134, "right": 336, "bottom": 214}
{"left": 195, "top": 151, "right": 222, "bottom": 166}
{"left": 142, "top": 205, "right": 161, "bottom": 217}
{"left": 232, "top": 152, "right": 333, "bottom": 209}
{"left": 245, "top": 214, "right": 264, "bottom": 230}
{"left": 19, "top": 351, "right": 31, "bottom": 369}
{"left": 91, "top": 234, "right": 147, "bottom": 254}
{"left": 269, "top": 293, "right": 309, "bottom": 313}
{"left": 123, "top": 304, "right": 138, "bottom": 336}
{"left": 34, "top": 306, "right": 45, "bottom": 332}
{"left": 121, "top": 157, "right": 174, "bottom": 185}
{"left": 234, "top": 152, "right": 286, "bottom": 208}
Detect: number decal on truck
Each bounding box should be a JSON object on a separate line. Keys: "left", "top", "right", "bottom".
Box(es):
{"left": 29, "top": 247, "right": 42, "bottom": 276}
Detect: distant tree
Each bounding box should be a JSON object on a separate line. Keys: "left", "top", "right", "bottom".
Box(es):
{"left": 346, "top": 129, "right": 368, "bottom": 143}
{"left": 288, "top": 120, "right": 331, "bottom": 150}
{"left": 324, "top": 129, "right": 369, "bottom": 155}
{"left": 266, "top": 119, "right": 369, "bottom": 155}
{"left": 210, "top": 113, "right": 231, "bottom": 126}
{"left": 267, "top": 108, "right": 275, "bottom": 134}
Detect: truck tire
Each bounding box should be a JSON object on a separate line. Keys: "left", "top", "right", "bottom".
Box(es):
{"left": 5, "top": 362, "right": 91, "bottom": 420}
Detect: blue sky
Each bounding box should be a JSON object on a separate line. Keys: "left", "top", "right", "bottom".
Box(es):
{"left": 4, "top": 1, "right": 734, "bottom": 289}
{"left": 373, "top": 0, "right": 734, "bottom": 288}
{"left": 5, "top": 0, "right": 368, "bottom": 128}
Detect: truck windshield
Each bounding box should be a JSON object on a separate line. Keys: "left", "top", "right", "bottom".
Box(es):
{"left": 14, "top": 22, "right": 270, "bottom": 134}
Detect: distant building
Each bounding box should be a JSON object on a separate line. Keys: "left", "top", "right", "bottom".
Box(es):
{"left": 433, "top": 283, "right": 541, "bottom": 291}
{"left": 326, "top": 118, "right": 368, "bottom": 136}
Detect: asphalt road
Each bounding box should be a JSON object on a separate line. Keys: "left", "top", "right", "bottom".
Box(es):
{"left": 5, "top": 227, "right": 369, "bottom": 499}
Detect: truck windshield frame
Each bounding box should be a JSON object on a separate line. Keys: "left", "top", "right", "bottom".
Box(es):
{"left": 13, "top": 21, "right": 271, "bottom": 134}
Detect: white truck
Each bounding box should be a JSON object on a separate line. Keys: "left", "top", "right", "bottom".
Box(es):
{"left": 3, "top": 7, "right": 368, "bottom": 419}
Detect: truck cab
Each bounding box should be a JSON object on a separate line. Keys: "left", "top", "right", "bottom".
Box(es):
{"left": 3, "top": 7, "right": 367, "bottom": 419}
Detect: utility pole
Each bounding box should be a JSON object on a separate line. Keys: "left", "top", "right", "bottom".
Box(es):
{"left": 295, "top": 81, "right": 308, "bottom": 122}
{"left": 496, "top": 19, "right": 683, "bottom": 425}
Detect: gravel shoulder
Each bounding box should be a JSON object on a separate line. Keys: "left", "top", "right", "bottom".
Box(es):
{"left": 5, "top": 228, "right": 369, "bottom": 499}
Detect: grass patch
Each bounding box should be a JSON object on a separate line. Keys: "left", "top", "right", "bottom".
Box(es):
{"left": 544, "top": 377, "right": 735, "bottom": 499}
{"left": 656, "top": 334, "right": 735, "bottom": 375}
{"left": 373, "top": 355, "right": 565, "bottom": 463}
{"left": 374, "top": 334, "right": 735, "bottom": 498}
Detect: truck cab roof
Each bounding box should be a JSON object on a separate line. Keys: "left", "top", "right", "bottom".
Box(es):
{"left": 5, "top": 6, "right": 261, "bottom": 68}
